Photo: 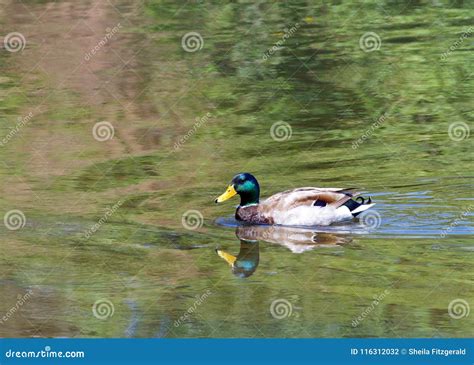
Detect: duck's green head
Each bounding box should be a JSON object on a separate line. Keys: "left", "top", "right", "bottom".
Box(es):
{"left": 215, "top": 173, "right": 260, "bottom": 206}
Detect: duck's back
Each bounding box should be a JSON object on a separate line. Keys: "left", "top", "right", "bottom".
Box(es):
{"left": 259, "top": 187, "right": 360, "bottom": 226}
{"left": 236, "top": 187, "right": 374, "bottom": 226}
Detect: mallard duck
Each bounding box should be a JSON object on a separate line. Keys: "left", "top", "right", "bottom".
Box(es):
{"left": 215, "top": 173, "right": 375, "bottom": 226}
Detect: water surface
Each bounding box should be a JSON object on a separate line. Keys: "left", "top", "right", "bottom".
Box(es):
{"left": 0, "top": 0, "right": 472, "bottom": 338}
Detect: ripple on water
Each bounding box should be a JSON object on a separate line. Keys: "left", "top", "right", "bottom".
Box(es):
{"left": 214, "top": 189, "right": 474, "bottom": 239}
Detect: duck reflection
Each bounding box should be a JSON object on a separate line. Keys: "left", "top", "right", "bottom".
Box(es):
{"left": 217, "top": 241, "right": 259, "bottom": 278}
{"left": 217, "top": 225, "right": 352, "bottom": 278}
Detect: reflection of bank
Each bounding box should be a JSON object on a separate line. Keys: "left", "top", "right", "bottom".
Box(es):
{"left": 216, "top": 225, "right": 352, "bottom": 278}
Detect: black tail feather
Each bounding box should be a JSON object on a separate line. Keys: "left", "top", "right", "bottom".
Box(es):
{"left": 343, "top": 199, "right": 361, "bottom": 212}
{"left": 344, "top": 196, "right": 372, "bottom": 217}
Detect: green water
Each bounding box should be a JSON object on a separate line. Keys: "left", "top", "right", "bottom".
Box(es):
{"left": 0, "top": 1, "right": 473, "bottom": 338}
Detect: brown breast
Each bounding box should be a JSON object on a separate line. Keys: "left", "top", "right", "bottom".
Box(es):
{"left": 236, "top": 205, "right": 274, "bottom": 225}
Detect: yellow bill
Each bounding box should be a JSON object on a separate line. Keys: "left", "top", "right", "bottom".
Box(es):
{"left": 216, "top": 250, "right": 237, "bottom": 266}
{"left": 215, "top": 185, "right": 237, "bottom": 203}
